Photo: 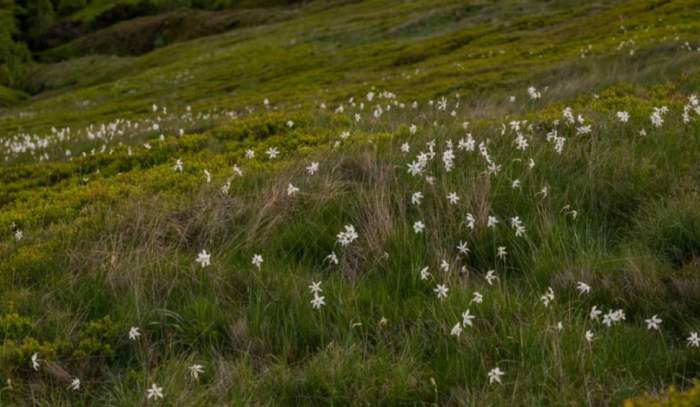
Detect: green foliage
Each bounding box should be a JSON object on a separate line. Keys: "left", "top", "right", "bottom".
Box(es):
{"left": 0, "top": 313, "right": 32, "bottom": 339}
{"left": 0, "top": 337, "right": 59, "bottom": 373}
{"left": 636, "top": 197, "right": 700, "bottom": 268}
{"left": 23, "top": 0, "right": 56, "bottom": 41}
{"left": 0, "top": 0, "right": 31, "bottom": 87}
{"left": 73, "top": 315, "right": 120, "bottom": 361}
{"left": 57, "top": 0, "right": 86, "bottom": 16}
{"left": 0, "top": 84, "right": 28, "bottom": 105}
{"left": 624, "top": 380, "right": 700, "bottom": 407}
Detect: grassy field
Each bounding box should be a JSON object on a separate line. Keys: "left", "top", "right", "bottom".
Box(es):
{"left": 1, "top": 0, "right": 700, "bottom": 405}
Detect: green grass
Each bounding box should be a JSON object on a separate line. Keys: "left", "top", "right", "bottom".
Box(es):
{"left": 1, "top": 0, "right": 700, "bottom": 405}
{"left": 0, "top": 84, "right": 28, "bottom": 107}
{"left": 40, "top": 7, "right": 299, "bottom": 61}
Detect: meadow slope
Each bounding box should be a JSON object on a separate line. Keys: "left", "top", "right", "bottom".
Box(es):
{"left": 1, "top": 0, "right": 700, "bottom": 405}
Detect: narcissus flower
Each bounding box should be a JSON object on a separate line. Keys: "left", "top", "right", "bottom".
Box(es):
{"left": 265, "top": 147, "right": 280, "bottom": 159}
{"left": 337, "top": 225, "right": 358, "bottom": 246}
{"left": 411, "top": 191, "right": 423, "bottom": 205}
{"left": 486, "top": 270, "right": 497, "bottom": 285}
{"left": 488, "top": 367, "right": 505, "bottom": 384}
{"left": 465, "top": 213, "right": 475, "bottom": 230}
{"left": 420, "top": 267, "right": 431, "bottom": 280}
{"left": 602, "top": 309, "right": 625, "bottom": 327}
{"left": 325, "top": 252, "right": 338, "bottom": 265}
{"left": 451, "top": 322, "right": 462, "bottom": 337}
{"left": 310, "top": 294, "right": 326, "bottom": 309}
{"left": 576, "top": 282, "right": 590, "bottom": 295}
{"left": 129, "top": 326, "right": 141, "bottom": 340}
{"left": 434, "top": 283, "right": 449, "bottom": 299}
{"left": 196, "top": 250, "right": 211, "bottom": 268}
{"left": 147, "top": 383, "right": 164, "bottom": 400}
{"left": 462, "top": 309, "right": 475, "bottom": 327}
{"left": 650, "top": 106, "right": 668, "bottom": 128}
{"left": 31, "top": 353, "right": 39, "bottom": 371}
{"left": 645, "top": 315, "right": 662, "bottom": 330}
{"left": 308, "top": 281, "right": 322, "bottom": 295}
{"left": 446, "top": 192, "right": 460, "bottom": 205}
{"left": 541, "top": 287, "right": 554, "bottom": 307}
{"left": 407, "top": 160, "right": 424, "bottom": 176}
{"left": 413, "top": 221, "right": 425, "bottom": 234}
{"left": 252, "top": 254, "right": 264, "bottom": 269}
{"left": 306, "top": 162, "right": 319, "bottom": 175}
{"left": 189, "top": 364, "right": 205, "bottom": 380}
{"left": 487, "top": 216, "right": 499, "bottom": 229}
{"left": 497, "top": 246, "right": 507, "bottom": 260}
{"left": 510, "top": 216, "right": 526, "bottom": 237}
{"left": 527, "top": 86, "right": 541, "bottom": 100}
{"left": 173, "top": 158, "right": 183, "bottom": 172}
{"left": 456, "top": 241, "right": 469, "bottom": 255}
{"left": 440, "top": 259, "right": 450, "bottom": 272}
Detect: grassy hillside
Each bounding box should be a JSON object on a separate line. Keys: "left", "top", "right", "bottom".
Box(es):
{"left": 1, "top": 0, "right": 700, "bottom": 405}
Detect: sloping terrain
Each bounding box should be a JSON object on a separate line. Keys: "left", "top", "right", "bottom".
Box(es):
{"left": 39, "top": 7, "right": 301, "bottom": 60}
{"left": 1, "top": 0, "right": 700, "bottom": 405}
